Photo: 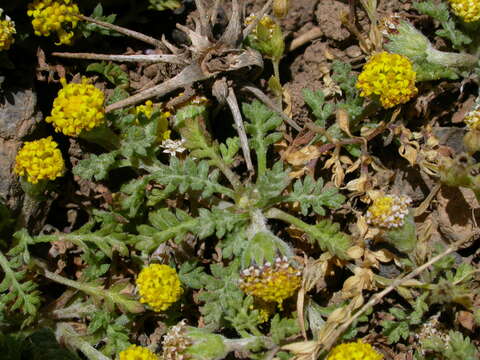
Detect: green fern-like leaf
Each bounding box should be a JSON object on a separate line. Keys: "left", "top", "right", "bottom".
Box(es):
{"left": 302, "top": 89, "right": 334, "bottom": 127}
{"left": 303, "top": 219, "right": 352, "bottom": 259}
{"left": 182, "top": 260, "right": 245, "bottom": 331}
{"left": 270, "top": 314, "right": 300, "bottom": 345}
{"left": 73, "top": 151, "right": 120, "bottom": 181}
{"left": 285, "top": 176, "right": 345, "bottom": 216}
{"left": 254, "top": 161, "right": 290, "bottom": 208}
{"left": 151, "top": 157, "right": 235, "bottom": 199}
{"left": 0, "top": 230, "right": 41, "bottom": 327}
{"left": 243, "top": 100, "right": 283, "bottom": 176}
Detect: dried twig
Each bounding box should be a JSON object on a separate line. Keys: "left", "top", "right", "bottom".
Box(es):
{"left": 52, "top": 52, "right": 186, "bottom": 65}
{"left": 242, "top": 85, "right": 302, "bottom": 131}
{"left": 77, "top": 14, "right": 163, "bottom": 48}
{"left": 289, "top": 27, "right": 323, "bottom": 52}
{"left": 226, "top": 88, "right": 254, "bottom": 173}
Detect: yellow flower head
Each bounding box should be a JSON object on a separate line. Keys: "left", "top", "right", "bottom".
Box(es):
{"left": 136, "top": 264, "right": 183, "bottom": 312}
{"left": 46, "top": 77, "right": 105, "bottom": 137}
{"left": 27, "top": 0, "right": 80, "bottom": 45}
{"left": 366, "top": 194, "right": 411, "bottom": 229}
{"left": 14, "top": 136, "right": 65, "bottom": 184}
{"left": 239, "top": 256, "right": 301, "bottom": 309}
{"left": 356, "top": 52, "right": 418, "bottom": 109}
{"left": 448, "top": 0, "right": 480, "bottom": 22}
{"left": 0, "top": 11, "right": 16, "bottom": 51}
{"left": 244, "top": 14, "right": 276, "bottom": 40}
{"left": 327, "top": 341, "right": 383, "bottom": 360}
{"left": 464, "top": 105, "right": 480, "bottom": 131}
{"left": 119, "top": 345, "right": 158, "bottom": 360}
{"left": 133, "top": 100, "right": 171, "bottom": 142}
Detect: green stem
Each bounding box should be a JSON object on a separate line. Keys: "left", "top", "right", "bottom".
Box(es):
{"left": 56, "top": 323, "right": 110, "bottom": 360}
{"left": 265, "top": 207, "right": 307, "bottom": 229}
{"left": 43, "top": 270, "right": 143, "bottom": 313}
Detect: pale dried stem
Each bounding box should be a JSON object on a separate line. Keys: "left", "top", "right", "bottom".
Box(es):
{"left": 77, "top": 14, "right": 163, "bottom": 48}
{"left": 317, "top": 233, "right": 474, "bottom": 355}
{"left": 242, "top": 85, "right": 302, "bottom": 131}
{"left": 52, "top": 52, "right": 186, "bottom": 65}
{"left": 105, "top": 64, "right": 209, "bottom": 112}
{"left": 226, "top": 88, "right": 254, "bottom": 173}
{"left": 242, "top": 0, "right": 274, "bottom": 39}
{"left": 289, "top": 27, "right": 323, "bottom": 52}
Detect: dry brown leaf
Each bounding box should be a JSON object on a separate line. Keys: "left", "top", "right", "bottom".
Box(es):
{"left": 285, "top": 145, "right": 322, "bottom": 166}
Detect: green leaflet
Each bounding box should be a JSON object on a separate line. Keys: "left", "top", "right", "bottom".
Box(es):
{"left": 286, "top": 175, "right": 345, "bottom": 216}
{"left": 243, "top": 100, "right": 283, "bottom": 177}
{"left": 0, "top": 230, "right": 40, "bottom": 328}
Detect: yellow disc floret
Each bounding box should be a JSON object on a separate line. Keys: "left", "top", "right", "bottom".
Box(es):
{"left": 327, "top": 341, "right": 383, "bottom": 360}
{"left": 14, "top": 137, "right": 65, "bottom": 184}
{"left": 366, "top": 194, "right": 411, "bottom": 229}
{"left": 0, "top": 12, "right": 16, "bottom": 51}
{"left": 119, "top": 345, "right": 159, "bottom": 360}
{"left": 448, "top": 0, "right": 480, "bottom": 22}
{"left": 136, "top": 264, "right": 183, "bottom": 312}
{"left": 356, "top": 52, "right": 418, "bottom": 109}
{"left": 27, "top": 0, "right": 80, "bottom": 45}
{"left": 46, "top": 77, "right": 105, "bottom": 137}
{"left": 239, "top": 256, "right": 301, "bottom": 309}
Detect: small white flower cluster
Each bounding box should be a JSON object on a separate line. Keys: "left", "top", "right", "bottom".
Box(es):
{"left": 240, "top": 256, "right": 299, "bottom": 278}
{"left": 365, "top": 195, "right": 412, "bottom": 229}
{"left": 161, "top": 139, "right": 186, "bottom": 156}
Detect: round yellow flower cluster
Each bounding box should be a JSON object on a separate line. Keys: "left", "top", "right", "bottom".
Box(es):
{"left": 464, "top": 106, "right": 480, "bottom": 131}
{"left": 448, "top": 0, "right": 480, "bottom": 22}
{"left": 239, "top": 256, "right": 301, "bottom": 308}
{"left": 134, "top": 100, "right": 171, "bottom": 141}
{"left": 0, "top": 13, "right": 16, "bottom": 51}
{"left": 356, "top": 52, "right": 418, "bottom": 109}
{"left": 365, "top": 194, "right": 411, "bottom": 229}
{"left": 14, "top": 137, "right": 65, "bottom": 184}
{"left": 27, "top": 0, "right": 80, "bottom": 45}
{"left": 119, "top": 345, "right": 158, "bottom": 360}
{"left": 136, "top": 264, "right": 183, "bottom": 312}
{"left": 327, "top": 341, "right": 383, "bottom": 360}
{"left": 46, "top": 77, "right": 105, "bottom": 137}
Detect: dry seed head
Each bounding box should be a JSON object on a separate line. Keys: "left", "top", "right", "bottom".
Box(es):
{"left": 161, "top": 320, "right": 192, "bottom": 360}
{"left": 366, "top": 194, "right": 412, "bottom": 229}
{"left": 239, "top": 256, "right": 301, "bottom": 308}
{"left": 464, "top": 105, "right": 480, "bottom": 131}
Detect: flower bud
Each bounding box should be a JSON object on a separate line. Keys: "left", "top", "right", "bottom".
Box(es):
{"left": 273, "top": 0, "right": 289, "bottom": 18}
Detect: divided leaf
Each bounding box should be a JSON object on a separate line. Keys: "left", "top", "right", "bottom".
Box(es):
{"left": 285, "top": 175, "right": 345, "bottom": 216}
